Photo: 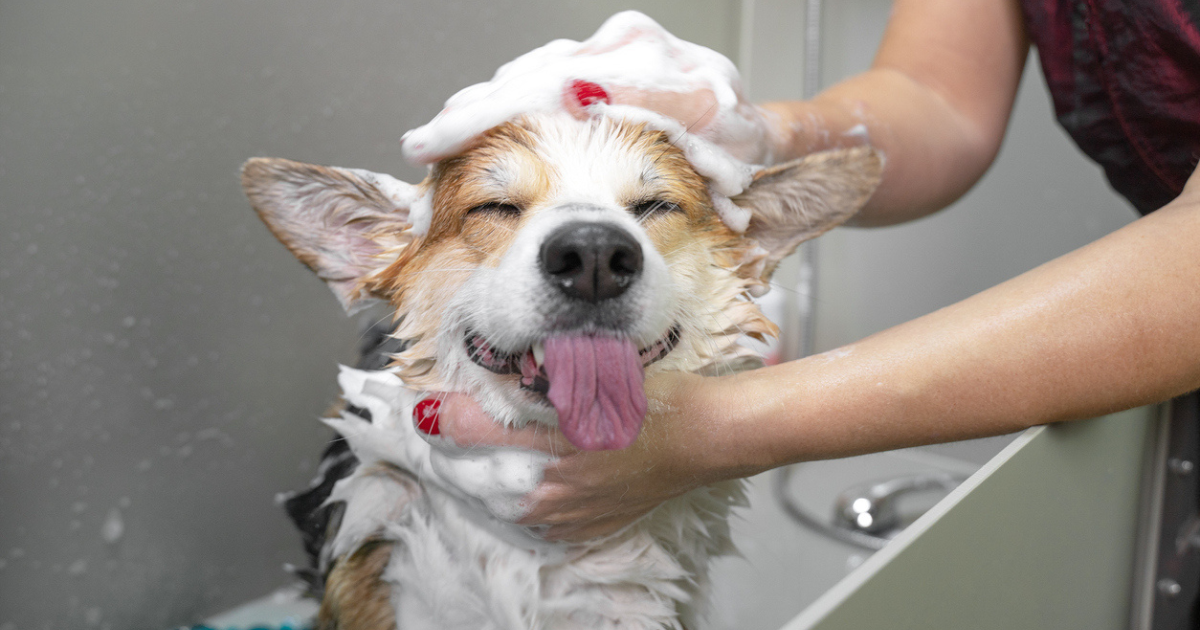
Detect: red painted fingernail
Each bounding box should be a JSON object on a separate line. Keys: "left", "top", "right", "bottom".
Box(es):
{"left": 414, "top": 398, "right": 441, "bottom": 436}
{"left": 567, "top": 80, "right": 609, "bottom": 107}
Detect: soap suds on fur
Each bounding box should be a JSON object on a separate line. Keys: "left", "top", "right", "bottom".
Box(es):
{"left": 400, "top": 10, "right": 768, "bottom": 232}
{"left": 330, "top": 367, "right": 555, "bottom": 543}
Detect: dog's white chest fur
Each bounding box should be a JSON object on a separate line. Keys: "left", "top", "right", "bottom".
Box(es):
{"left": 328, "top": 367, "right": 743, "bottom": 630}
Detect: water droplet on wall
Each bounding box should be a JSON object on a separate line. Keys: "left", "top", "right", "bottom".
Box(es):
{"left": 101, "top": 508, "right": 124, "bottom": 544}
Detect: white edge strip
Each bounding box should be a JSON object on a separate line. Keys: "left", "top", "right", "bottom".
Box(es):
{"left": 780, "top": 425, "right": 1048, "bottom": 630}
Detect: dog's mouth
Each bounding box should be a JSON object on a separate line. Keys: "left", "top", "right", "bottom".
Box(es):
{"left": 464, "top": 326, "right": 681, "bottom": 392}
{"left": 463, "top": 326, "right": 681, "bottom": 450}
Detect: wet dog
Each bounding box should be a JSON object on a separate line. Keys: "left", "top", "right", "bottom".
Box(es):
{"left": 242, "top": 114, "right": 880, "bottom": 629}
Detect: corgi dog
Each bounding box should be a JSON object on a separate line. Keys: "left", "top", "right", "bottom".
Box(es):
{"left": 242, "top": 113, "right": 880, "bottom": 630}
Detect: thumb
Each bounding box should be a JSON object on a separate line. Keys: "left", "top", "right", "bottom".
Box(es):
{"left": 434, "top": 393, "right": 577, "bottom": 455}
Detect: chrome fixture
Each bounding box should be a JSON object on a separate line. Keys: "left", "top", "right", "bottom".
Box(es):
{"left": 775, "top": 466, "right": 968, "bottom": 551}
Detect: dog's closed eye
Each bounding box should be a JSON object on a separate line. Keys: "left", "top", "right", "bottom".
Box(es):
{"left": 468, "top": 202, "right": 523, "bottom": 217}
{"left": 630, "top": 200, "right": 681, "bottom": 219}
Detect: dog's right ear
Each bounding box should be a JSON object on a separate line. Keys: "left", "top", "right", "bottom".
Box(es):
{"left": 241, "top": 157, "right": 426, "bottom": 314}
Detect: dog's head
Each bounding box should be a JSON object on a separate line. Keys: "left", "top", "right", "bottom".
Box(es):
{"left": 243, "top": 115, "right": 880, "bottom": 450}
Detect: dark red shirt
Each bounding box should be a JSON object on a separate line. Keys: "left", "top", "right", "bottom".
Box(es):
{"left": 1021, "top": 0, "right": 1200, "bottom": 213}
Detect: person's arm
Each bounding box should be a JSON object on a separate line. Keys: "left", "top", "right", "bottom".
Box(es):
{"left": 763, "top": 0, "right": 1029, "bottom": 224}
{"left": 433, "top": 0, "right": 1200, "bottom": 542}
{"left": 439, "top": 168, "right": 1200, "bottom": 540}
{"left": 728, "top": 171, "right": 1200, "bottom": 460}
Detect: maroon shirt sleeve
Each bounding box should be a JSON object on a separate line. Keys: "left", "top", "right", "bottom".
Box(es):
{"left": 1021, "top": 0, "right": 1200, "bottom": 214}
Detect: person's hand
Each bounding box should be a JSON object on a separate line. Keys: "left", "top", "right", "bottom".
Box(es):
{"left": 425, "top": 371, "right": 756, "bottom": 542}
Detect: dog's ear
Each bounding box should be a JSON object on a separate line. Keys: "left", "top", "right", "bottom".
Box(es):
{"left": 734, "top": 146, "right": 883, "bottom": 280}
{"left": 241, "top": 157, "right": 425, "bottom": 313}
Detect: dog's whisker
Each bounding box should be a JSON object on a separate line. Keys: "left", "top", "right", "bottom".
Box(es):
{"left": 685, "top": 100, "right": 720, "bottom": 134}
{"left": 656, "top": 242, "right": 695, "bottom": 259}
{"left": 481, "top": 221, "right": 518, "bottom": 236}
{"left": 537, "top": 421, "right": 561, "bottom": 462}
{"left": 353, "top": 309, "right": 411, "bottom": 349}
{"left": 764, "top": 277, "right": 831, "bottom": 304}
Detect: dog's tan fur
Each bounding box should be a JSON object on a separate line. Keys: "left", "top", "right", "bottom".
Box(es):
{"left": 318, "top": 539, "right": 395, "bottom": 630}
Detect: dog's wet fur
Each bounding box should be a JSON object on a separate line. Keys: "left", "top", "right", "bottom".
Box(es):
{"left": 244, "top": 115, "right": 881, "bottom": 629}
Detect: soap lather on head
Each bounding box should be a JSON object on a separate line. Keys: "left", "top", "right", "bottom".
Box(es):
{"left": 399, "top": 10, "right": 775, "bottom": 234}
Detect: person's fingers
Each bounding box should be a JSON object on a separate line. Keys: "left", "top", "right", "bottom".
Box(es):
{"left": 543, "top": 513, "right": 646, "bottom": 542}
{"left": 560, "top": 83, "right": 721, "bottom": 134}
{"left": 520, "top": 494, "right": 637, "bottom": 537}
{"left": 561, "top": 80, "right": 613, "bottom": 120}
{"left": 427, "top": 392, "right": 578, "bottom": 454}
{"left": 611, "top": 86, "right": 720, "bottom": 132}
{"left": 517, "top": 494, "right": 598, "bottom": 527}
{"left": 517, "top": 480, "right": 652, "bottom": 529}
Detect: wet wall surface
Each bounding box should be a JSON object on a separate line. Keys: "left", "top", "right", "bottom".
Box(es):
{"left": 0, "top": 2, "right": 737, "bottom": 628}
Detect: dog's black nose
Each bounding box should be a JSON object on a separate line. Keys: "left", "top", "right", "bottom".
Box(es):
{"left": 540, "top": 222, "right": 643, "bottom": 302}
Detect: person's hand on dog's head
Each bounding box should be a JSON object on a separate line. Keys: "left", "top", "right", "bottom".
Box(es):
{"left": 400, "top": 11, "right": 781, "bottom": 168}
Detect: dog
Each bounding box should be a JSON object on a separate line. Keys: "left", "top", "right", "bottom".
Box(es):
{"left": 242, "top": 113, "right": 881, "bottom": 629}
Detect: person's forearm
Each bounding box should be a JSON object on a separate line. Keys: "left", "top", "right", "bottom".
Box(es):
{"left": 762, "top": 0, "right": 1028, "bottom": 225}
{"left": 763, "top": 68, "right": 1008, "bottom": 224}
{"left": 719, "top": 178, "right": 1200, "bottom": 472}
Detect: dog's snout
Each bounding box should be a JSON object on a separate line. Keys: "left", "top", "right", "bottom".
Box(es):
{"left": 540, "top": 222, "right": 643, "bottom": 302}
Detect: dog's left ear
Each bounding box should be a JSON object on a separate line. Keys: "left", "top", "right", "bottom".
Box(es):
{"left": 734, "top": 146, "right": 883, "bottom": 281}
{"left": 241, "top": 157, "right": 425, "bottom": 313}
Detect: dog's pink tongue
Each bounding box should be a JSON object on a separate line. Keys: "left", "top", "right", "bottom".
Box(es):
{"left": 544, "top": 334, "right": 646, "bottom": 451}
